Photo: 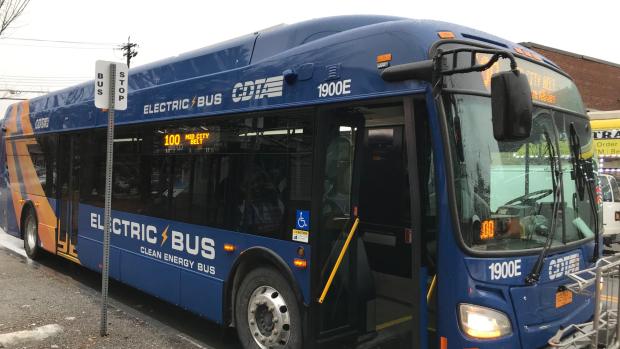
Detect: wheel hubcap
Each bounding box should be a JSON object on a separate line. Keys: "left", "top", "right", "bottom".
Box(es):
{"left": 26, "top": 217, "right": 36, "bottom": 251}
{"left": 247, "top": 286, "right": 291, "bottom": 349}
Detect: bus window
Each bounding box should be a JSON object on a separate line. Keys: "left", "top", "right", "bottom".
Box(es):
{"left": 318, "top": 111, "right": 360, "bottom": 332}
{"left": 123, "top": 110, "right": 314, "bottom": 241}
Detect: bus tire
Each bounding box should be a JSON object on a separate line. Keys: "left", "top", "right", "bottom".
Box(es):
{"left": 22, "top": 208, "right": 40, "bottom": 260}
{"left": 235, "top": 267, "right": 302, "bottom": 349}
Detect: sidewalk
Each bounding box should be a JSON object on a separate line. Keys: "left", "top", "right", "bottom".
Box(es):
{"left": 0, "top": 231, "right": 224, "bottom": 349}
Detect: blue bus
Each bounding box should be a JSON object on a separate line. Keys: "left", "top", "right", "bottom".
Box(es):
{"left": 0, "top": 15, "right": 600, "bottom": 348}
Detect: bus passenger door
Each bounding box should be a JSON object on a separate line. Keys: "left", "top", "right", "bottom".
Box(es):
{"left": 56, "top": 135, "right": 79, "bottom": 260}
{"left": 314, "top": 100, "right": 429, "bottom": 348}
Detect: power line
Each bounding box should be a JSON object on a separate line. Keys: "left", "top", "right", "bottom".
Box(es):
{"left": 0, "top": 78, "right": 80, "bottom": 84}
{"left": 0, "top": 42, "right": 115, "bottom": 50}
{"left": 0, "top": 36, "right": 117, "bottom": 46}
{"left": 0, "top": 74, "right": 90, "bottom": 79}
{"left": 0, "top": 89, "right": 48, "bottom": 93}
{"left": 0, "top": 75, "right": 84, "bottom": 82}
{"left": 0, "top": 78, "right": 86, "bottom": 84}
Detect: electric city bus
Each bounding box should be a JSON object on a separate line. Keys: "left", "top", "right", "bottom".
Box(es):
{"left": 0, "top": 16, "right": 601, "bottom": 348}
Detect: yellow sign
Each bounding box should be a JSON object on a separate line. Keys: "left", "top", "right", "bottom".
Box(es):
{"left": 595, "top": 139, "right": 620, "bottom": 157}
{"left": 292, "top": 229, "right": 309, "bottom": 243}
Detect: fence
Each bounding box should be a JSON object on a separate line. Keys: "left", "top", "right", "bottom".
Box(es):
{"left": 548, "top": 254, "right": 620, "bottom": 348}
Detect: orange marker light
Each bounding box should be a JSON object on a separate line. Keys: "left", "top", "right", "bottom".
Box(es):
{"left": 293, "top": 259, "right": 307, "bottom": 269}
{"left": 438, "top": 31, "right": 455, "bottom": 39}
{"left": 224, "top": 244, "right": 236, "bottom": 252}
{"left": 480, "top": 220, "right": 495, "bottom": 240}
{"left": 376, "top": 53, "right": 392, "bottom": 63}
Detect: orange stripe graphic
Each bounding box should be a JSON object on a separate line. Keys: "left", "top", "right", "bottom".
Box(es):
{"left": 6, "top": 102, "right": 61, "bottom": 256}
{"left": 5, "top": 106, "right": 24, "bottom": 233}
{"left": 20, "top": 101, "right": 33, "bottom": 135}
{"left": 18, "top": 103, "right": 58, "bottom": 254}
{"left": 6, "top": 151, "right": 24, "bottom": 231}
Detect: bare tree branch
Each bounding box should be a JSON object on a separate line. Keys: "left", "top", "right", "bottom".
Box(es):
{"left": 0, "top": 0, "right": 30, "bottom": 37}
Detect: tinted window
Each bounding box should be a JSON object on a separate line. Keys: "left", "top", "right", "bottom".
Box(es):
{"left": 87, "top": 109, "right": 315, "bottom": 241}
{"left": 28, "top": 135, "right": 57, "bottom": 197}
{"left": 80, "top": 131, "right": 106, "bottom": 206}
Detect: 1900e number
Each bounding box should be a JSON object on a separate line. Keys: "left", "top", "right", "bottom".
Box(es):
{"left": 488, "top": 260, "right": 522, "bottom": 280}
{"left": 317, "top": 79, "right": 352, "bottom": 98}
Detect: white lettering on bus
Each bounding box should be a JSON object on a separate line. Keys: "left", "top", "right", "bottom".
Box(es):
{"left": 488, "top": 260, "right": 522, "bottom": 280}
{"left": 317, "top": 79, "right": 351, "bottom": 98}
{"left": 232, "top": 75, "right": 284, "bottom": 102}
{"left": 548, "top": 253, "right": 580, "bottom": 280}
{"left": 143, "top": 94, "right": 222, "bottom": 115}
{"left": 171, "top": 230, "right": 216, "bottom": 260}
{"left": 89, "top": 213, "right": 214, "bottom": 259}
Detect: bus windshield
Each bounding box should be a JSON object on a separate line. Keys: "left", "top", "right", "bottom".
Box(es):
{"left": 440, "top": 47, "right": 597, "bottom": 253}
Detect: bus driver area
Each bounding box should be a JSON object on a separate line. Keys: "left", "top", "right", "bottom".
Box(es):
{"left": 0, "top": 14, "right": 616, "bottom": 349}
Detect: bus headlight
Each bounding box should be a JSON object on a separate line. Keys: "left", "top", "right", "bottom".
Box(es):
{"left": 458, "top": 304, "right": 512, "bottom": 339}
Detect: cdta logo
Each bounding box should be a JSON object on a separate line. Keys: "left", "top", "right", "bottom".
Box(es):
{"left": 232, "top": 75, "right": 284, "bottom": 102}
{"left": 548, "top": 253, "right": 580, "bottom": 280}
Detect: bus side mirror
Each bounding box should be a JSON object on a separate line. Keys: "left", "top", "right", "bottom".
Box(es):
{"left": 491, "top": 70, "right": 533, "bottom": 141}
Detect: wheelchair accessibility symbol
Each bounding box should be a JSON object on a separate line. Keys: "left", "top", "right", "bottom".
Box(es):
{"left": 295, "top": 210, "right": 310, "bottom": 230}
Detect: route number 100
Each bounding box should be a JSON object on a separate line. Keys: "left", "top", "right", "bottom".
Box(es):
{"left": 165, "top": 134, "right": 181, "bottom": 146}
{"left": 488, "top": 260, "right": 522, "bottom": 280}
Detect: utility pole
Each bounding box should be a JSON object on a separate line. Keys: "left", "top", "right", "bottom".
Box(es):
{"left": 120, "top": 36, "right": 138, "bottom": 68}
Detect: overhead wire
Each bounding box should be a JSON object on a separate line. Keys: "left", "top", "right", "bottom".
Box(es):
{"left": 0, "top": 42, "right": 116, "bottom": 50}
{"left": 0, "top": 37, "right": 117, "bottom": 46}
{"left": 0, "top": 37, "right": 125, "bottom": 95}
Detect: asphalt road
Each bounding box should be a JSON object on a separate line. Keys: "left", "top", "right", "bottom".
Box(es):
{"left": 0, "top": 231, "right": 242, "bottom": 349}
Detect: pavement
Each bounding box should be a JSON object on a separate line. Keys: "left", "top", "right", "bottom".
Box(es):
{"left": 2, "top": 228, "right": 620, "bottom": 349}
{"left": 0, "top": 230, "right": 241, "bottom": 349}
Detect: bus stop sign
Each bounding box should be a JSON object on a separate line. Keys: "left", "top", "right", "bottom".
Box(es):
{"left": 95, "top": 60, "right": 128, "bottom": 110}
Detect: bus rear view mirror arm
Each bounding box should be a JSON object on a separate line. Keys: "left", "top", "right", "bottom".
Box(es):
{"left": 380, "top": 59, "right": 434, "bottom": 82}
{"left": 381, "top": 47, "right": 533, "bottom": 141}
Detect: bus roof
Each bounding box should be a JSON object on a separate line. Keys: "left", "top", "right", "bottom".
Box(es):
{"left": 3, "top": 15, "right": 560, "bottom": 136}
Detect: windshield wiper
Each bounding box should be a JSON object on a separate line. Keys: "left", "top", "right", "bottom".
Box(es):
{"left": 569, "top": 123, "right": 600, "bottom": 262}
{"left": 526, "top": 131, "right": 562, "bottom": 285}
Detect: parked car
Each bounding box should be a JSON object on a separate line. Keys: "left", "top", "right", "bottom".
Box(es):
{"left": 599, "top": 173, "right": 620, "bottom": 244}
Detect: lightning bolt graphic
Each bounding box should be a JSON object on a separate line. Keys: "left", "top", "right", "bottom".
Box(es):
{"left": 191, "top": 97, "right": 197, "bottom": 107}
{"left": 160, "top": 225, "right": 169, "bottom": 246}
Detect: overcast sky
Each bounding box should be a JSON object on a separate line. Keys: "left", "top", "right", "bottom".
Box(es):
{"left": 1, "top": 0, "right": 618, "bottom": 116}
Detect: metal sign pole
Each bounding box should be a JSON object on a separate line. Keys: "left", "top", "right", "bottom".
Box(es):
{"left": 100, "top": 63, "right": 116, "bottom": 337}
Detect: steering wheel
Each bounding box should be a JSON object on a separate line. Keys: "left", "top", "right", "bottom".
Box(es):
{"left": 503, "top": 189, "right": 553, "bottom": 206}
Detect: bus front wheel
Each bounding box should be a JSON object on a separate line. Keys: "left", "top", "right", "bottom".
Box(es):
{"left": 22, "top": 209, "right": 40, "bottom": 260}
{"left": 235, "top": 267, "right": 302, "bottom": 349}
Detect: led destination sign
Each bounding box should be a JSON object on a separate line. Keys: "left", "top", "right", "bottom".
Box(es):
{"left": 479, "top": 55, "right": 559, "bottom": 105}
{"left": 443, "top": 44, "right": 586, "bottom": 114}
{"left": 159, "top": 129, "right": 215, "bottom": 153}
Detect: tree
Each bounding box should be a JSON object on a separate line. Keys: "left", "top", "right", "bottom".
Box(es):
{"left": 0, "top": 0, "right": 30, "bottom": 37}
